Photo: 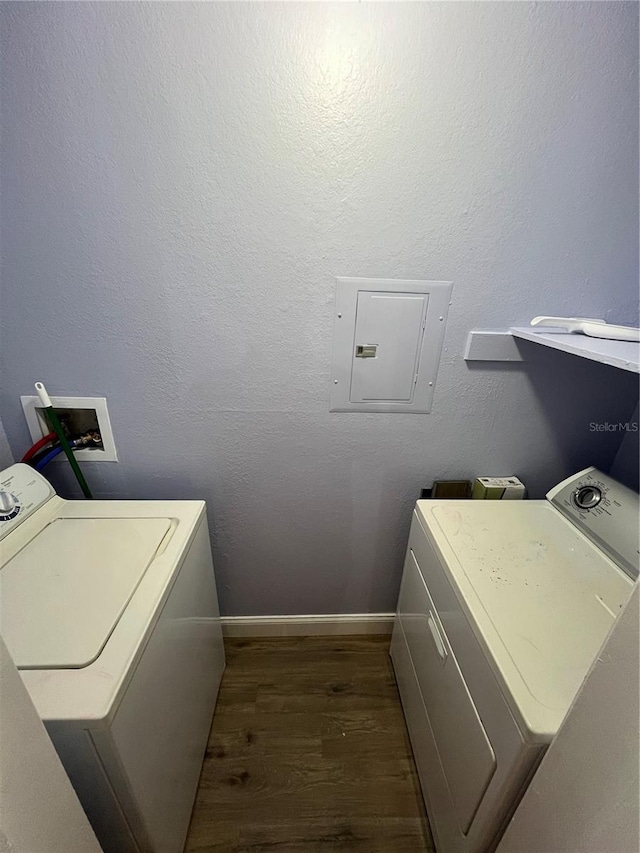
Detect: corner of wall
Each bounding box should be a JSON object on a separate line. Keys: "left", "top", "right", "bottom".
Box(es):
{"left": 609, "top": 401, "right": 640, "bottom": 492}
{"left": 0, "top": 414, "right": 15, "bottom": 469}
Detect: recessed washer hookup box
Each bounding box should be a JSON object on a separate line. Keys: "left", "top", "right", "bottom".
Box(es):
{"left": 472, "top": 476, "right": 526, "bottom": 500}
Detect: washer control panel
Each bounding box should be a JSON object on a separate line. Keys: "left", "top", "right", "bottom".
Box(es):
{"left": 548, "top": 467, "right": 639, "bottom": 579}
{"left": 0, "top": 464, "right": 55, "bottom": 540}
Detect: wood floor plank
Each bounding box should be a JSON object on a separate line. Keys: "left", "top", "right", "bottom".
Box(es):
{"left": 184, "top": 636, "right": 433, "bottom": 853}
{"left": 238, "top": 817, "right": 432, "bottom": 852}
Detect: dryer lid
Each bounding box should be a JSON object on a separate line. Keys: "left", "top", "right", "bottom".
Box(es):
{"left": 0, "top": 517, "right": 171, "bottom": 669}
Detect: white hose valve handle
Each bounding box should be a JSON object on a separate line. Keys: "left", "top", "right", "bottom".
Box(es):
{"left": 34, "top": 382, "right": 52, "bottom": 409}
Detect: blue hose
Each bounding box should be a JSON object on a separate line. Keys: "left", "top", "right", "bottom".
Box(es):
{"left": 35, "top": 445, "right": 67, "bottom": 470}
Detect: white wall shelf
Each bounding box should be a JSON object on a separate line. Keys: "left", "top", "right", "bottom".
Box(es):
{"left": 509, "top": 327, "right": 640, "bottom": 373}
{"left": 464, "top": 328, "right": 639, "bottom": 373}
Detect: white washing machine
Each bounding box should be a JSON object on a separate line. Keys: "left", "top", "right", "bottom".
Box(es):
{"left": 0, "top": 463, "right": 226, "bottom": 853}
{"left": 390, "top": 467, "right": 638, "bottom": 853}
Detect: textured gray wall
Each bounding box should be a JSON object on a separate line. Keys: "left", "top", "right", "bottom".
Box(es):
{"left": 0, "top": 417, "right": 14, "bottom": 470}
{"left": 610, "top": 403, "right": 640, "bottom": 492}
{"left": 1, "top": 2, "right": 638, "bottom": 615}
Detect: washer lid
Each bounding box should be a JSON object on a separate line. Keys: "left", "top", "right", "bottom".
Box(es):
{"left": 1, "top": 517, "right": 171, "bottom": 669}
{"left": 422, "top": 502, "right": 633, "bottom": 737}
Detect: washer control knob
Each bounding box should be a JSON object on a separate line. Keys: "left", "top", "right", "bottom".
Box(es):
{"left": 0, "top": 491, "right": 19, "bottom": 519}
{"left": 573, "top": 485, "right": 602, "bottom": 510}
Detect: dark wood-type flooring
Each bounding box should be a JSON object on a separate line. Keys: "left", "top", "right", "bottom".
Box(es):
{"left": 184, "top": 636, "right": 433, "bottom": 853}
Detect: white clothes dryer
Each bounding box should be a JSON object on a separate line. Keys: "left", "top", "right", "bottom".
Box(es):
{"left": 391, "top": 467, "right": 638, "bottom": 853}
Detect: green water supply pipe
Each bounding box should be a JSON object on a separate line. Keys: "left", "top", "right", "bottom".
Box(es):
{"left": 34, "top": 381, "right": 93, "bottom": 499}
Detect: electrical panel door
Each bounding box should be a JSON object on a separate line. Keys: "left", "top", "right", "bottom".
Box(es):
{"left": 330, "top": 278, "right": 452, "bottom": 413}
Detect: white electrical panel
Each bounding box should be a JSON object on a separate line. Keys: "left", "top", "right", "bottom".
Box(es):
{"left": 330, "top": 277, "right": 452, "bottom": 413}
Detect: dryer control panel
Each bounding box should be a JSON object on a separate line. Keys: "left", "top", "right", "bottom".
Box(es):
{"left": 0, "top": 464, "right": 55, "bottom": 540}
{"left": 547, "top": 467, "right": 639, "bottom": 579}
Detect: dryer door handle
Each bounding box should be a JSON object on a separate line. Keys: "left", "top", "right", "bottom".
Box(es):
{"left": 427, "top": 612, "right": 448, "bottom": 662}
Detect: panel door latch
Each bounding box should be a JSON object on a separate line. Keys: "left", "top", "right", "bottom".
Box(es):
{"left": 355, "top": 344, "right": 377, "bottom": 358}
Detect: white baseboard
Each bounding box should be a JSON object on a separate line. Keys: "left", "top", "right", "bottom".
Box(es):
{"left": 220, "top": 613, "right": 395, "bottom": 638}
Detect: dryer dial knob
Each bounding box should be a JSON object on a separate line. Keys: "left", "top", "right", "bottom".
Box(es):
{"left": 573, "top": 485, "right": 602, "bottom": 510}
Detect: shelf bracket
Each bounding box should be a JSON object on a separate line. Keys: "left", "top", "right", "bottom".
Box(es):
{"left": 464, "top": 331, "right": 524, "bottom": 363}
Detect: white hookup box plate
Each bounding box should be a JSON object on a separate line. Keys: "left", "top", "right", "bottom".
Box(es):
{"left": 20, "top": 395, "right": 117, "bottom": 462}
{"left": 330, "top": 277, "right": 452, "bottom": 413}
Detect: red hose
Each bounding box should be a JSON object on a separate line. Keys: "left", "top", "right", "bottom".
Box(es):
{"left": 22, "top": 432, "right": 57, "bottom": 462}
